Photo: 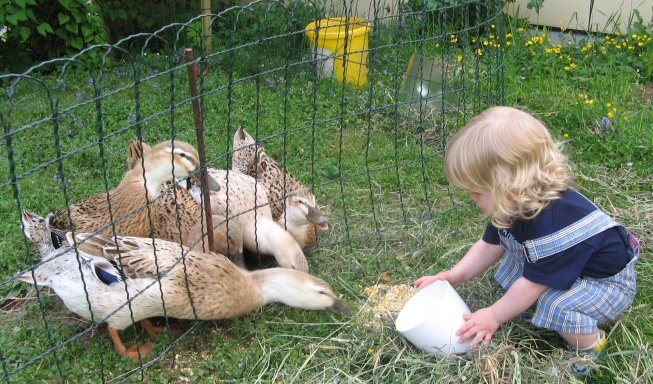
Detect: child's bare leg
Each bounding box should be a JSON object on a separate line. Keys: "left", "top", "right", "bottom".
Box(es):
{"left": 559, "top": 331, "right": 602, "bottom": 350}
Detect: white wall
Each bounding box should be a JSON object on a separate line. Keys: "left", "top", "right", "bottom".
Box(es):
{"left": 324, "top": 0, "right": 400, "bottom": 20}
{"left": 323, "top": 0, "right": 653, "bottom": 33}
{"left": 505, "top": 0, "right": 653, "bottom": 33}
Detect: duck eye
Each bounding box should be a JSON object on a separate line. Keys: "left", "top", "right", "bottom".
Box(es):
{"left": 179, "top": 153, "right": 187, "bottom": 159}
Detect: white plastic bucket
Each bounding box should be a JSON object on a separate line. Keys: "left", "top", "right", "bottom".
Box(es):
{"left": 395, "top": 280, "right": 472, "bottom": 357}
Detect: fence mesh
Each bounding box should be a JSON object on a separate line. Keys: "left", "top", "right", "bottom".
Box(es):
{"left": 1, "top": 0, "right": 503, "bottom": 381}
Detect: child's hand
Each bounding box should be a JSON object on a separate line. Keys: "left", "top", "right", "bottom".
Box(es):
{"left": 456, "top": 307, "right": 500, "bottom": 347}
{"left": 414, "top": 269, "right": 462, "bottom": 289}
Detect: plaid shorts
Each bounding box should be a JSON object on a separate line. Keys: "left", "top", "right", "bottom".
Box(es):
{"left": 494, "top": 210, "right": 639, "bottom": 334}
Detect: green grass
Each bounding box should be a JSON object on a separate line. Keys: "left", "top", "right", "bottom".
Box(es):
{"left": 1, "top": 7, "right": 652, "bottom": 384}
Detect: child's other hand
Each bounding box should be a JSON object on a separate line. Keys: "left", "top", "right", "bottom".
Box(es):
{"left": 456, "top": 307, "right": 500, "bottom": 347}
{"left": 414, "top": 269, "right": 462, "bottom": 289}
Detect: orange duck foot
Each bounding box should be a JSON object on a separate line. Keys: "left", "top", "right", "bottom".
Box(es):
{"left": 108, "top": 326, "right": 155, "bottom": 361}
{"left": 140, "top": 318, "right": 181, "bottom": 338}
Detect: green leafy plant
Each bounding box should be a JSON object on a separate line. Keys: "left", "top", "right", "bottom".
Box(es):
{"left": 402, "top": 0, "right": 501, "bottom": 43}
{"left": 211, "top": 0, "right": 325, "bottom": 76}
{"left": 0, "top": 0, "right": 107, "bottom": 72}
{"left": 526, "top": 0, "right": 545, "bottom": 13}
{"left": 627, "top": 9, "right": 653, "bottom": 82}
{"left": 94, "top": 0, "right": 200, "bottom": 44}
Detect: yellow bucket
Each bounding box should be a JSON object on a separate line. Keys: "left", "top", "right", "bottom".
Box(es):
{"left": 305, "top": 18, "right": 372, "bottom": 87}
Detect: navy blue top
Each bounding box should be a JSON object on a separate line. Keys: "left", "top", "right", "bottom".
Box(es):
{"left": 483, "top": 189, "right": 630, "bottom": 290}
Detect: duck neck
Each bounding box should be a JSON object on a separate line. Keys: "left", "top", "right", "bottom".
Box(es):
{"left": 129, "top": 163, "right": 172, "bottom": 199}
{"left": 278, "top": 204, "right": 304, "bottom": 227}
{"left": 253, "top": 268, "right": 295, "bottom": 306}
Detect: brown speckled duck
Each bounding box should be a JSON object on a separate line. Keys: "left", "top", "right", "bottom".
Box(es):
{"left": 188, "top": 168, "right": 311, "bottom": 271}
{"left": 46, "top": 140, "right": 242, "bottom": 260}
{"left": 232, "top": 127, "right": 329, "bottom": 249}
{"left": 127, "top": 141, "right": 306, "bottom": 271}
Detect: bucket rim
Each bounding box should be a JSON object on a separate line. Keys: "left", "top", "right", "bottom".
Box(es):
{"left": 305, "top": 17, "right": 372, "bottom": 39}
{"left": 394, "top": 280, "right": 452, "bottom": 333}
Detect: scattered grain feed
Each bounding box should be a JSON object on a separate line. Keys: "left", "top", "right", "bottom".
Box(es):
{"left": 360, "top": 283, "right": 418, "bottom": 327}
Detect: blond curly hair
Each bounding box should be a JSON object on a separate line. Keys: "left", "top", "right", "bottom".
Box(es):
{"left": 444, "top": 106, "right": 572, "bottom": 228}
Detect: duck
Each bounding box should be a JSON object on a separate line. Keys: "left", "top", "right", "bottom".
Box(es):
{"left": 19, "top": 211, "right": 352, "bottom": 361}
{"left": 46, "top": 140, "right": 243, "bottom": 262}
{"left": 187, "top": 168, "right": 310, "bottom": 271}
{"left": 125, "top": 140, "right": 244, "bottom": 265}
{"left": 232, "top": 127, "right": 329, "bottom": 249}
{"left": 126, "top": 141, "right": 305, "bottom": 271}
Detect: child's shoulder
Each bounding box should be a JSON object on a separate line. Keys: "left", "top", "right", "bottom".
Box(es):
{"left": 550, "top": 188, "right": 597, "bottom": 216}
{"left": 528, "top": 189, "right": 598, "bottom": 237}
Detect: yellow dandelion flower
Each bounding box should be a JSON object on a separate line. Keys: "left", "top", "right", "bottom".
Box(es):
{"left": 491, "top": 24, "right": 495, "bottom": 29}
{"left": 563, "top": 133, "right": 569, "bottom": 139}
{"left": 436, "top": 43, "right": 440, "bottom": 48}
{"left": 632, "top": 34, "right": 638, "bottom": 38}
{"left": 607, "top": 111, "right": 614, "bottom": 118}
{"left": 606, "top": 102, "right": 612, "bottom": 108}
{"left": 457, "top": 55, "right": 463, "bottom": 62}
{"left": 564, "top": 66, "right": 571, "bottom": 71}
{"left": 507, "top": 41, "right": 512, "bottom": 46}
{"left": 612, "top": 107, "right": 618, "bottom": 112}
{"left": 475, "top": 48, "right": 483, "bottom": 56}
{"left": 368, "top": 348, "right": 376, "bottom": 355}
{"left": 578, "top": 93, "right": 585, "bottom": 99}
{"left": 506, "top": 33, "right": 513, "bottom": 38}
{"left": 588, "top": 99, "right": 594, "bottom": 105}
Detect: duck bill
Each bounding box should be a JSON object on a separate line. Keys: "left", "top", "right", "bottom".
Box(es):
{"left": 327, "top": 299, "right": 353, "bottom": 317}
{"left": 307, "top": 205, "right": 328, "bottom": 228}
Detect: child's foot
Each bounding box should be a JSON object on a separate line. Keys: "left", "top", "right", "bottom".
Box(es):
{"left": 563, "top": 329, "right": 607, "bottom": 378}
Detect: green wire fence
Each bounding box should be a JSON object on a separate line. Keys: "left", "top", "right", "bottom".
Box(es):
{"left": 0, "top": 0, "right": 503, "bottom": 382}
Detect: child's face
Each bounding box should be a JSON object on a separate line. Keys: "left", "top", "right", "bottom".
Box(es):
{"left": 469, "top": 191, "right": 491, "bottom": 214}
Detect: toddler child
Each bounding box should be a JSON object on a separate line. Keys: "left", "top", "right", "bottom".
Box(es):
{"left": 415, "top": 106, "right": 639, "bottom": 376}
